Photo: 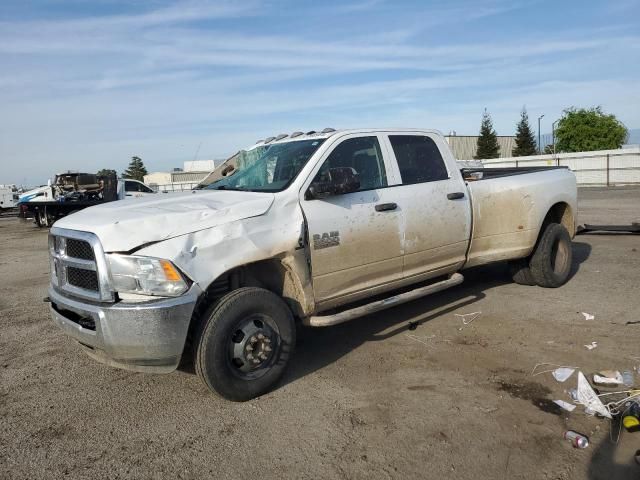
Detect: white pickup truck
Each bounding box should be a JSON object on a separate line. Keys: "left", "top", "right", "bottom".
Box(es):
{"left": 48, "top": 128, "right": 577, "bottom": 401}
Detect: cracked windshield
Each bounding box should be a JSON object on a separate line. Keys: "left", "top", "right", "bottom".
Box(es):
{"left": 207, "top": 139, "right": 326, "bottom": 192}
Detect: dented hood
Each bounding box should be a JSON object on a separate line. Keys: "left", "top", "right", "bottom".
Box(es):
{"left": 54, "top": 190, "right": 275, "bottom": 252}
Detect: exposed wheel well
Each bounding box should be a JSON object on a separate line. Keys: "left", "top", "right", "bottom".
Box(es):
{"left": 181, "top": 259, "right": 306, "bottom": 365}
{"left": 542, "top": 202, "right": 574, "bottom": 237}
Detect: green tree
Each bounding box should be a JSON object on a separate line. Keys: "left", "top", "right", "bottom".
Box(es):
{"left": 512, "top": 108, "right": 537, "bottom": 156}
{"left": 96, "top": 168, "right": 117, "bottom": 177}
{"left": 474, "top": 109, "right": 500, "bottom": 159}
{"left": 555, "top": 106, "right": 628, "bottom": 153}
{"left": 122, "top": 156, "right": 148, "bottom": 181}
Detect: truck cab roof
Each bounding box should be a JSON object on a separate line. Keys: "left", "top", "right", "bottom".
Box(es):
{"left": 251, "top": 127, "right": 445, "bottom": 149}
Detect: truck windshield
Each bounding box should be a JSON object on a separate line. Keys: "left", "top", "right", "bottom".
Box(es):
{"left": 206, "top": 139, "right": 325, "bottom": 192}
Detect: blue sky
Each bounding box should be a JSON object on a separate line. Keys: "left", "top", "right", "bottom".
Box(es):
{"left": 1, "top": 0, "right": 639, "bottom": 185}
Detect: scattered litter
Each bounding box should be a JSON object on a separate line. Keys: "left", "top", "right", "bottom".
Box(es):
{"left": 554, "top": 400, "right": 577, "bottom": 412}
{"left": 581, "top": 312, "right": 595, "bottom": 321}
{"left": 531, "top": 363, "right": 579, "bottom": 377}
{"left": 584, "top": 342, "right": 598, "bottom": 350}
{"left": 564, "top": 430, "right": 589, "bottom": 449}
{"left": 626, "top": 320, "right": 640, "bottom": 326}
{"left": 407, "top": 321, "right": 419, "bottom": 331}
{"left": 454, "top": 311, "right": 481, "bottom": 330}
{"left": 622, "top": 370, "right": 635, "bottom": 388}
{"left": 552, "top": 367, "right": 576, "bottom": 383}
{"left": 405, "top": 334, "right": 436, "bottom": 347}
{"left": 593, "top": 370, "right": 624, "bottom": 386}
{"left": 568, "top": 388, "right": 579, "bottom": 403}
{"left": 622, "top": 400, "right": 640, "bottom": 432}
{"left": 577, "top": 372, "right": 612, "bottom": 419}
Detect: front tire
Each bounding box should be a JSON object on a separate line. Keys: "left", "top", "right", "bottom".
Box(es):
{"left": 530, "top": 223, "right": 573, "bottom": 288}
{"left": 195, "top": 287, "right": 296, "bottom": 401}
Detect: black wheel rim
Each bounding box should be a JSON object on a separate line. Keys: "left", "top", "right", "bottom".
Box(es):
{"left": 227, "top": 314, "right": 281, "bottom": 380}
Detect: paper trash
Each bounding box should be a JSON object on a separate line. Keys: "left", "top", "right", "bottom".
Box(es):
{"left": 581, "top": 312, "right": 595, "bottom": 321}
{"left": 554, "top": 400, "right": 577, "bottom": 412}
{"left": 576, "top": 372, "right": 611, "bottom": 419}
{"left": 552, "top": 367, "right": 575, "bottom": 382}
{"left": 593, "top": 370, "right": 624, "bottom": 386}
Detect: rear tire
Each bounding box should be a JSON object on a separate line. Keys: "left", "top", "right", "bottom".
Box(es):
{"left": 195, "top": 287, "right": 296, "bottom": 401}
{"left": 530, "top": 223, "right": 573, "bottom": 288}
{"left": 509, "top": 258, "right": 536, "bottom": 285}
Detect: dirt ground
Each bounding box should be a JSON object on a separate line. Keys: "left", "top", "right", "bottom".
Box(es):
{"left": 1, "top": 187, "right": 639, "bottom": 480}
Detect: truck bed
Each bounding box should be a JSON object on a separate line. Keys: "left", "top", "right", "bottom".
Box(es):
{"left": 462, "top": 167, "right": 577, "bottom": 268}
{"left": 461, "top": 166, "right": 568, "bottom": 181}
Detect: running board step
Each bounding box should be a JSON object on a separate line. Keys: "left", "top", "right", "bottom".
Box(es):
{"left": 305, "top": 273, "right": 464, "bottom": 327}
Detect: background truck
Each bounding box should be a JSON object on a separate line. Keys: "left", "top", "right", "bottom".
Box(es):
{"left": 20, "top": 172, "right": 155, "bottom": 227}
{"left": 46, "top": 128, "right": 577, "bottom": 401}
{"left": 0, "top": 185, "right": 19, "bottom": 211}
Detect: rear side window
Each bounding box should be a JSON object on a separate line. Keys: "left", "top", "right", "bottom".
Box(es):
{"left": 315, "top": 136, "right": 387, "bottom": 191}
{"left": 389, "top": 135, "right": 448, "bottom": 184}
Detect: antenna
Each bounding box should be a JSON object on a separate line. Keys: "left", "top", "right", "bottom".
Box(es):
{"left": 193, "top": 142, "right": 202, "bottom": 161}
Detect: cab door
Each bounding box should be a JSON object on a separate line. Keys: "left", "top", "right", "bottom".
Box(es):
{"left": 300, "top": 134, "right": 404, "bottom": 306}
{"left": 383, "top": 133, "right": 471, "bottom": 279}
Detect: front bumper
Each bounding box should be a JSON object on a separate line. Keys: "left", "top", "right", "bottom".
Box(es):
{"left": 49, "top": 284, "right": 202, "bottom": 373}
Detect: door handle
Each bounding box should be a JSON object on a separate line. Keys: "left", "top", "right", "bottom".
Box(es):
{"left": 447, "top": 192, "right": 465, "bottom": 200}
{"left": 375, "top": 202, "right": 397, "bottom": 212}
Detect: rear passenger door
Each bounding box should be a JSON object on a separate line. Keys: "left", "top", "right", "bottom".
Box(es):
{"left": 301, "top": 134, "right": 404, "bottom": 306}
{"left": 383, "top": 134, "right": 471, "bottom": 279}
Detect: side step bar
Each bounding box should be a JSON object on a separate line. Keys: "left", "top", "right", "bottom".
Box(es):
{"left": 305, "top": 273, "right": 464, "bottom": 327}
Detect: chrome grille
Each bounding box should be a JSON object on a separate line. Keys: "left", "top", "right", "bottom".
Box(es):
{"left": 49, "top": 228, "right": 114, "bottom": 302}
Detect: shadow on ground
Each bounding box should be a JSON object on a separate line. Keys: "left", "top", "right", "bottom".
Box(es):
{"left": 180, "top": 241, "right": 592, "bottom": 388}
{"left": 588, "top": 434, "right": 639, "bottom": 480}
{"left": 285, "top": 241, "right": 591, "bottom": 387}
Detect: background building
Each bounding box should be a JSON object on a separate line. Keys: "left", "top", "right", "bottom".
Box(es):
{"left": 445, "top": 134, "right": 516, "bottom": 159}
{"left": 144, "top": 160, "right": 223, "bottom": 192}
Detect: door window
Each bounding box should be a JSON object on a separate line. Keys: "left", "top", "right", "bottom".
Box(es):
{"left": 389, "top": 135, "right": 448, "bottom": 184}
{"left": 314, "top": 136, "right": 387, "bottom": 191}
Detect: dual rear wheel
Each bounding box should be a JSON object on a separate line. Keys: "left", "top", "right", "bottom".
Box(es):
{"left": 510, "top": 222, "right": 573, "bottom": 288}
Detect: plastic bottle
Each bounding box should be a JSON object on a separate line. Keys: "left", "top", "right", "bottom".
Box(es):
{"left": 622, "top": 370, "right": 634, "bottom": 388}
{"left": 564, "top": 430, "right": 589, "bottom": 449}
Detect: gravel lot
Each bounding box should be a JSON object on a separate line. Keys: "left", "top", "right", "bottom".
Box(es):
{"left": 1, "top": 187, "right": 639, "bottom": 480}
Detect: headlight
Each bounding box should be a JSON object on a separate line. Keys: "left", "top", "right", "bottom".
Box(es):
{"left": 106, "top": 254, "right": 189, "bottom": 297}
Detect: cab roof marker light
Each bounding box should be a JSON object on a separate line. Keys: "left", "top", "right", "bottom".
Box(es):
{"left": 290, "top": 131, "right": 303, "bottom": 138}
{"left": 274, "top": 133, "right": 288, "bottom": 141}
{"left": 321, "top": 127, "right": 336, "bottom": 133}
{"left": 264, "top": 136, "right": 276, "bottom": 144}
{"left": 305, "top": 130, "right": 316, "bottom": 135}
{"left": 255, "top": 139, "right": 263, "bottom": 144}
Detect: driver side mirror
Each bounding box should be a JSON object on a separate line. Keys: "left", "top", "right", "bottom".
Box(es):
{"left": 306, "top": 167, "right": 360, "bottom": 200}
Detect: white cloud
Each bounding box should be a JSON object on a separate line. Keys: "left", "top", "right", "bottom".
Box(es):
{"left": 0, "top": 0, "right": 638, "bottom": 185}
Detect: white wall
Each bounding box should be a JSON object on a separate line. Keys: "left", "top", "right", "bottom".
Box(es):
{"left": 469, "top": 147, "right": 640, "bottom": 186}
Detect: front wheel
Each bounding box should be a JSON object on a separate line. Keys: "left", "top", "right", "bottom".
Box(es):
{"left": 195, "top": 287, "right": 296, "bottom": 401}
{"left": 529, "top": 223, "right": 573, "bottom": 288}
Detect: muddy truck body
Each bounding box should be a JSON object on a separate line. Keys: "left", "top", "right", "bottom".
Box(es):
{"left": 47, "top": 129, "right": 577, "bottom": 401}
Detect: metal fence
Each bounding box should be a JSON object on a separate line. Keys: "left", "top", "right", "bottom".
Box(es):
{"left": 473, "top": 147, "right": 640, "bottom": 186}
